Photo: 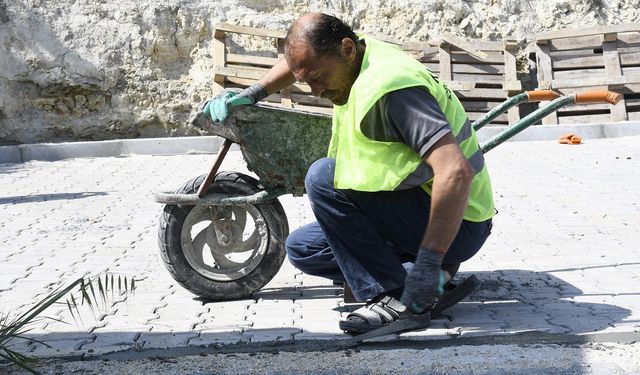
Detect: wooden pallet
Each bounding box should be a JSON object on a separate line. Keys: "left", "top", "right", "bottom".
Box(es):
{"left": 212, "top": 24, "right": 333, "bottom": 115}
{"left": 212, "top": 25, "right": 522, "bottom": 123}
{"left": 402, "top": 35, "right": 521, "bottom": 125}
{"left": 535, "top": 23, "right": 640, "bottom": 124}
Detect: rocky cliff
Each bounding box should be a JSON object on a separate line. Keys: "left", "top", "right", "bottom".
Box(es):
{"left": 1, "top": 0, "right": 638, "bottom": 144}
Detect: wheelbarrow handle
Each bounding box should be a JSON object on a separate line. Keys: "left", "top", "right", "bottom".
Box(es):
{"left": 574, "top": 90, "right": 622, "bottom": 105}
{"left": 526, "top": 90, "right": 561, "bottom": 102}
{"left": 480, "top": 89, "right": 622, "bottom": 153}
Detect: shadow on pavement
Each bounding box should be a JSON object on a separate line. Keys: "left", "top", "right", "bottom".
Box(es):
{"left": 439, "top": 269, "right": 632, "bottom": 334}
{"left": 252, "top": 285, "right": 343, "bottom": 300}
{"left": 0, "top": 192, "right": 107, "bottom": 205}
{"left": 3, "top": 268, "right": 635, "bottom": 364}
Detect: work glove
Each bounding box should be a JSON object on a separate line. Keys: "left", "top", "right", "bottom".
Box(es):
{"left": 202, "top": 83, "right": 268, "bottom": 122}
{"left": 401, "top": 247, "right": 446, "bottom": 313}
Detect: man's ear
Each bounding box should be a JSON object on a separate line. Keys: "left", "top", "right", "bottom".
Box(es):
{"left": 340, "top": 38, "right": 357, "bottom": 61}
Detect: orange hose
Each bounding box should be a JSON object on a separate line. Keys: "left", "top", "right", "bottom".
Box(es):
{"left": 574, "top": 90, "right": 622, "bottom": 105}
{"left": 526, "top": 90, "right": 561, "bottom": 102}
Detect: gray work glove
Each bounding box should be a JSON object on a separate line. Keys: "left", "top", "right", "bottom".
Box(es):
{"left": 401, "top": 247, "right": 446, "bottom": 313}
{"left": 202, "top": 83, "right": 268, "bottom": 122}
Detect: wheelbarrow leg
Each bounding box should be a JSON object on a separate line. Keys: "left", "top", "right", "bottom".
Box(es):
{"left": 197, "top": 138, "right": 233, "bottom": 198}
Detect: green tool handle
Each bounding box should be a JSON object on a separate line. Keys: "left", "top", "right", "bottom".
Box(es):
{"left": 480, "top": 90, "right": 622, "bottom": 154}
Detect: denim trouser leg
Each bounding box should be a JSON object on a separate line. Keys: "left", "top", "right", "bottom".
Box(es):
{"left": 285, "top": 158, "right": 492, "bottom": 302}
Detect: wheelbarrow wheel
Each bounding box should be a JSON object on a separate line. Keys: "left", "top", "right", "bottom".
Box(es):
{"left": 158, "top": 171, "right": 289, "bottom": 300}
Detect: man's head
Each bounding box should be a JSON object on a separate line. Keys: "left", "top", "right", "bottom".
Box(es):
{"left": 284, "top": 13, "right": 362, "bottom": 106}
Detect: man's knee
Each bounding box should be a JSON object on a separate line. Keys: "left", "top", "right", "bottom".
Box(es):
{"left": 304, "top": 158, "right": 335, "bottom": 197}
{"left": 284, "top": 228, "right": 307, "bottom": 266}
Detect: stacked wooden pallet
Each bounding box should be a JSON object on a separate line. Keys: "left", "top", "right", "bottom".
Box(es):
{"left": 535, "top": 23, "right": 640, "bottom": 124}
{"left": 402, "top": 35, "right": 521, "bottom": 126}
{"left": 212, "top": 24, "right": 522, "bottom": 124}
{"left": 212, "top": 24, "right": 333, "bottom": 115}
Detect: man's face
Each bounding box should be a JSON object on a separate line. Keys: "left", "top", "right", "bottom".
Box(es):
{"left": 285, "top": 40, "right": 358, "bottom": 106}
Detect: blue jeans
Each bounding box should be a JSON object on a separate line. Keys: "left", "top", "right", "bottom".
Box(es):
{"left": 285, "top": 158, "right": 492, "bottom": 302}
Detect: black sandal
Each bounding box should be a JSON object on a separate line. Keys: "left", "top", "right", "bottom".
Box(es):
{"left": 339, "top": 296, "right": 411, "bottom": 334}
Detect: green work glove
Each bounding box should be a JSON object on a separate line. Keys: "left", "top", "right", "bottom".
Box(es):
{"left": 401, "top": 247, "right": 446, "bottom": 313}
{"left": 202, "top": 83, "right": 268, "bottom": 122}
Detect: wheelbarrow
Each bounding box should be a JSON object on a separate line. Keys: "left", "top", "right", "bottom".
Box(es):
{"left": 154, "top": 89, "right": 621, "bottom": 301}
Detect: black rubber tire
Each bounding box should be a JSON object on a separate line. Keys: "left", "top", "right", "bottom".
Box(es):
{"left": 158, "top": 171, "right": 289, "bottom": 301}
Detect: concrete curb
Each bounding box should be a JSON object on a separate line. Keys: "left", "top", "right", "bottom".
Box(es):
{"left": 1, "top": 122, "right": 639, "bottom": 164}
{"left": 475, "top": 121, "right": 640, "bottom": 144}
{"left": 0, "top": 136, "right": 224, "bottom": 164}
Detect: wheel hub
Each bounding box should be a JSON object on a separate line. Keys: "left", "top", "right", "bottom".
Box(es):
{"left": 181, "top": 204, "right": 268, "bottom": 281}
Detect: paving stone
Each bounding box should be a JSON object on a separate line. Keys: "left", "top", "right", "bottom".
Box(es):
{"left": 80, "top": 331, "right": 142, "bottom": 355}
{"left": 245, "top": 327, "right": 301, "bottom": 343}
{"left": 30, "top": 338, "right": 93, "bottom": 358}
{"left": 0, "top": 138, "right": 637, "bottom": 356}
{"left": 188, "top": 331, "right": 248, "bottom": 347}
{"left": 138, "top": 331, "right": 198, "bottom": 349}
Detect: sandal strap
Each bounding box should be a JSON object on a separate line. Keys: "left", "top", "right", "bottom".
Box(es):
{"left": 347, "top": 296, "right": 408, "bottom": 326}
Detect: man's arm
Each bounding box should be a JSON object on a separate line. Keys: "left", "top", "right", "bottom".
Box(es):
{"left": 258, "top": 58, "right": 297, "bottom": 95}
{"left": 204, "top": 58, "right": 296, "bottom": 122}
{"left": 401, "top": 132, "right": 474, "bottom": 313}
{"left": 420, "top": 133, "right": 474, "bottom": 253}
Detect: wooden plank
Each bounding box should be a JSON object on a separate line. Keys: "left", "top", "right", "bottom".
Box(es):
{"left": 439, "top": 43, "right": 452, "bottom": 81}
{"left": 215, "top": 23, "right": 286, "bottom": 39}
{"left": 552, "top": 54, "right": 604, "bottom": 70}
{"left": 226, "top": 53, "right": 279, "bottom": 66}
{"left": 621, "top": 51, "right": 640, "bottom": 66}
{"left": 507, "top": 106, "right": 520, "bottom": 125}
{"left": 424, "top": 62, "right": 505, "bottom": 75}
{"left": 502, "top": 81, "right": 522, "bottom": 91}
{"left": 454, "top": 88, "right": 508, "bottom": 100}
{"left": 552, "top": 66, "right": 640, "bottom": 80}
{"left": 225, "top": 76, "right": 314, "bottom": 94}
{"left": 446, "top": 81, "right": 476, "bottom": 91}
{"left": 546, "top": 35, "right": 602, "bottom": 52}
{"left": 291, "top": 93, "right": 332, "bottom": 107}
{"left": 626, "top": 97, "right": 640, "bottom": 108}
{"left": 277, "top": 39, "right": 292, "bottom": 108}
{"left": 558, "top": 102, "right": 611, "bottom": 112}
{"left": 536, "top": 23, "right": 639, "bottom": 42}
{"left": 450, "top": 73, "right": 505, "bottom": 84}
{"left": 618, "top": 46, "right": 640, "bottom": 54}
{"left": 421, "top": 51, "right": 506, "bottom": 64}
{"left": 549, "top": 72, "right": 640, "bottom": 89}
{"left": 441, "top": 34, "right": 489, "bottom": 61}
{"left": 557, "top": 112, "right": 614, "bottom": 124}
{"left": 291, "top": 103, "right": 333, "bottom": 115}
{"left": 450, "top": 51, "right": 504, "bottom": 64}
{"left": 224, "top": 63, "right": 271, "bottom": 73}
{"left": 448, "top": 39, "right": 504, "bottom": 52}
{"left": 503, "top": 40, "right": 519, "bottom": 93}
{"left": 546, "top": 32, "right": 640, "bottom": 52}
{"left": 553, "top": 68, "right": 606, "bottom": 80}
{"left": 216, "top": 65, "right": 267, "bottom": 80}
{"left": 212, "top": 29, "right": 227, "bottom": 94}
{"left": 603, "top": 40, "right": 628, "bottom": 121}
{"left": 457, "top": 101, "right": 503, "bottom": 112}
{"left": 535, "top": 42, "right": 558, "bottom": 124}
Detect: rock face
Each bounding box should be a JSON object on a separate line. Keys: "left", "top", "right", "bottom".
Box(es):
{"left": 1, "top": 0, "right": 639, "bottom": 144}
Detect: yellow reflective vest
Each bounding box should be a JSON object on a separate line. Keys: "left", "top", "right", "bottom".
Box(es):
{"left": 328, "top": 37, "right": 494, "bottom": 222}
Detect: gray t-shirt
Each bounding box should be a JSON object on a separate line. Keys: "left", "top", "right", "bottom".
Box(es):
{"left": 360, "top": 86, "right": 453, "bottom": 190}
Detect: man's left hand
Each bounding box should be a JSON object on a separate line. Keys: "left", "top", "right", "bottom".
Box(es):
{"left": 401, "top": 247, "right": 445, "bottom": 313}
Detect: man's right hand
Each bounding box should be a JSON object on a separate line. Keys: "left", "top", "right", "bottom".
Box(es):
{"left": 202, "top": 83, "right": 268, "bottom": 123}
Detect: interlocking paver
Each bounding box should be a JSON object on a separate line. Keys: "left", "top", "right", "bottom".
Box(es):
{"left": 0, "top": 136, "right": 638, "bottom": 358}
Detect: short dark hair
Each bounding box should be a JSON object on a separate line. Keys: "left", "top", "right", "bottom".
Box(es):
{"left": 286, "top": 13, "right": 358, "bottom": 57}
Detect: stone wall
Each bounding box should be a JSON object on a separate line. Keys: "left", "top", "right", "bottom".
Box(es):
{"left": 1, "top": 0, "right": 638, "bottom": 144}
